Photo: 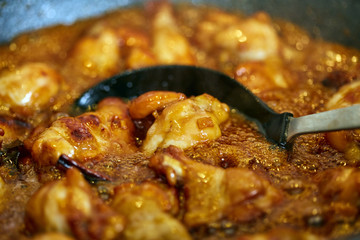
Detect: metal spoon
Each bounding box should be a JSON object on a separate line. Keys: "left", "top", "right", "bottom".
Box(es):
{"left": 74, "top": 65, "right": 360, "bottom": 148}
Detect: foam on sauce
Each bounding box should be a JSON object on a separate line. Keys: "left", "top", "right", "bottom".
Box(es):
{"left": 0, "top": 3, "right": 360, "bottom": 240}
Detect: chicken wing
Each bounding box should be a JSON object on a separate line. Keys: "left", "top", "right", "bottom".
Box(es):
{"left": 195, "top": 10, "right": 279, "bottom": 63}
{"left": 25, "top": 168, "right": 124, "bottom": 240}
{"left": 0, "top": 62, "right": 62, "bottom": 119}
{"left": 116, "top": 26, "right": 157, "bottom": 69}
{"left": 31, "top": 233, "right": 75, "bottom": 240}
{"left": 324, "top": 80, "right": 360, "bottom": 161}
{"left": 129, "top": 91, "right": 186, "bottom": 119}
{"left": 234, "top": 59, "right": 292, "bottom": 94}
{"left": 238, "top": 228, "right": 324, "bottom": 240}
{"left": 31, "top": 98, "right": 136, "bottom": 166}
{"left": 0, "top": 176, "right": 7, "bottom": 211}
{"left": 314, "top": 167, "right": 360, "bottom": 223}
{"left": 70, "top": 23, "right": 122, "bottom": 79}
{"left": 149, "top": 1, "right": 196, "bottom": 64}
{"left": 111, "top": 182, "right": 192, "bottom": 240}
{"left": 140, "top": 93, "right": 230, "bottom": 154}
{"left": 149, "top": 146, "right": 283, "bottom": 227}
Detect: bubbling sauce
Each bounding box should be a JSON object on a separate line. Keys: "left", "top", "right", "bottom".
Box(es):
{"left": 0, "top": 2, "right": 360, "bottom": 240}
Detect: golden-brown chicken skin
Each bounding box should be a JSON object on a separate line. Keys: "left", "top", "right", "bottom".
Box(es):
{"left": 324, "top": 80, "right": 360, "bottom": 161}
{"left": 31, "top": 233, "right": 76, "bottom": 240}
{"left": 69, "top": 23, "right": 122, "bottom": 79}
{"left": 70, "top": 1, "right": 195, "bottom": 75}
{"left": 313, "top": 167, "right": 360, "bottom": 223}
{"left": 0, "top": 62, "right": 62, "bottom": 119}
{"left": 25, "top": 168, "right": 124, "bottom": 240}
{"left": 0, "top": 175, "right": 7, "bottom": 212}
{"left": 234, "top": 58, "right": 293, "bottom": 94}
{"left": 139, "top": 93, "right": 230, "bottom": 154}
{"left": 111, "top": 182, "right": 192, "bottom": 240}
{"left": 150, "top": 146, "right": 283, "bottom": 227}
{"left": 31, "top": 98, "right": 136, "bottom": 166}
{"left": 194, "top": 10, "right": 280, "bottom": 66}
{"left": 0, "top": 116, "right": 31, "bottom": 149}
{"left": 149, "top": 1, "right": 196, "bottom": 65}
{"left": 128, "top": 91, "right": 187, "bottom": 119}
{"left": 237, "top": 228, "right": 325, "bottom": 240}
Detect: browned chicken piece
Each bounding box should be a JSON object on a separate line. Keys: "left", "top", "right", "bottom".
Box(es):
{"left": 0, "top": 62, "right": 62, "bottom": 119}
{"left": 195, "top": 10, "right": 279, "bottom": 62}
{"left": 149, "top": 146, "right": 283, "bottom": 227}
{"left": 72, "top": 21, "right": 158, "bottom": 73}
{"left": 125, "top": 47, "right": 157, "bottom": 69}
{"left": 136, "top": 92, "right": 230, "bottom": 154}
{"left": 70, "top": 23, "right": 122, "bottom": 78}
{"left": 234, "top": 58, "right": 293, "bottom": 94}
{"left": 326, "top": 80, "right": 360, "bottom": 109}
{"left": 314, "top": 167, "right": 360, "bottom": 223}
{"left": 32, "top": 233, "right": 75, "bottom": 240}
{"left": 304, "top": 42, "right": 360, "bottom": 84}
{"left": 238, "top": 227, "right": 325, "bottom": 240}
{"left": 116, "top": 26, "right": 151, "bottom": 50}
{"left": 129, "top": 91, "right": 186, "bottom": 119}
{"left": 0, "top": 175, "right": 7, "bottom": 212}
{"left": 324, "top": 80, "right": 360, "bottom": 161}
{"left": 31, "top": 98, "right": 136, "bottom": 166}
{"left": 116, "top": 27, "right": 157, "bottom": 69}
{"left": 111, "top": 182, "right": 192, "bottom": 240}
{"left": 25, "top": 168, "right": 124, "bottom": 240}
{"left": 149, "top": 1, "right": 196, "bottom": 64}
{"left": 72, "top": 1, "right": 196, "bottom": 73}
{"left": 0, "top": 116, "right": 31, "bottom": 149}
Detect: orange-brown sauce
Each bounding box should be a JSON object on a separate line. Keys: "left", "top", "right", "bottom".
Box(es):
{"left": 0, "top": 3, "right": 360, "bottom": 240}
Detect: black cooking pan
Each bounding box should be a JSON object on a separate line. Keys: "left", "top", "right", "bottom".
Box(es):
{"left": 1, "top": 1, "right": 360, "bottom": 239}
{"left": 1, "top": 0, "right": 360, "bottom": 49}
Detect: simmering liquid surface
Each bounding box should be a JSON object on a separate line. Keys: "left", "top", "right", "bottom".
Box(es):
{"left": 0, "top": 2, "right": 360, "bottom": 240}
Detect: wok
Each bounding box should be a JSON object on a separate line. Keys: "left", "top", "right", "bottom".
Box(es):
{"left": 1, "top": 0, "right": 360, "bottom": 239}
{"left": 1, "top": 0, "right": 360, "bottom": 48}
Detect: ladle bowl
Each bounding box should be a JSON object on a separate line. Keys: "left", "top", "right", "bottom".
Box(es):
{"left": 74, "top": 65, "right": 360, "bottom": 148}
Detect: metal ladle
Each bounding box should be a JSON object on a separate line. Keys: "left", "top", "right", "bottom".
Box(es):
{"left": 74, "top": 65, "right": 360, "bottom": 148}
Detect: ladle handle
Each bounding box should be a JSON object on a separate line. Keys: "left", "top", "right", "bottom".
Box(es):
{"left": 286, "top": 104, "right": 360, "bottom": 142}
